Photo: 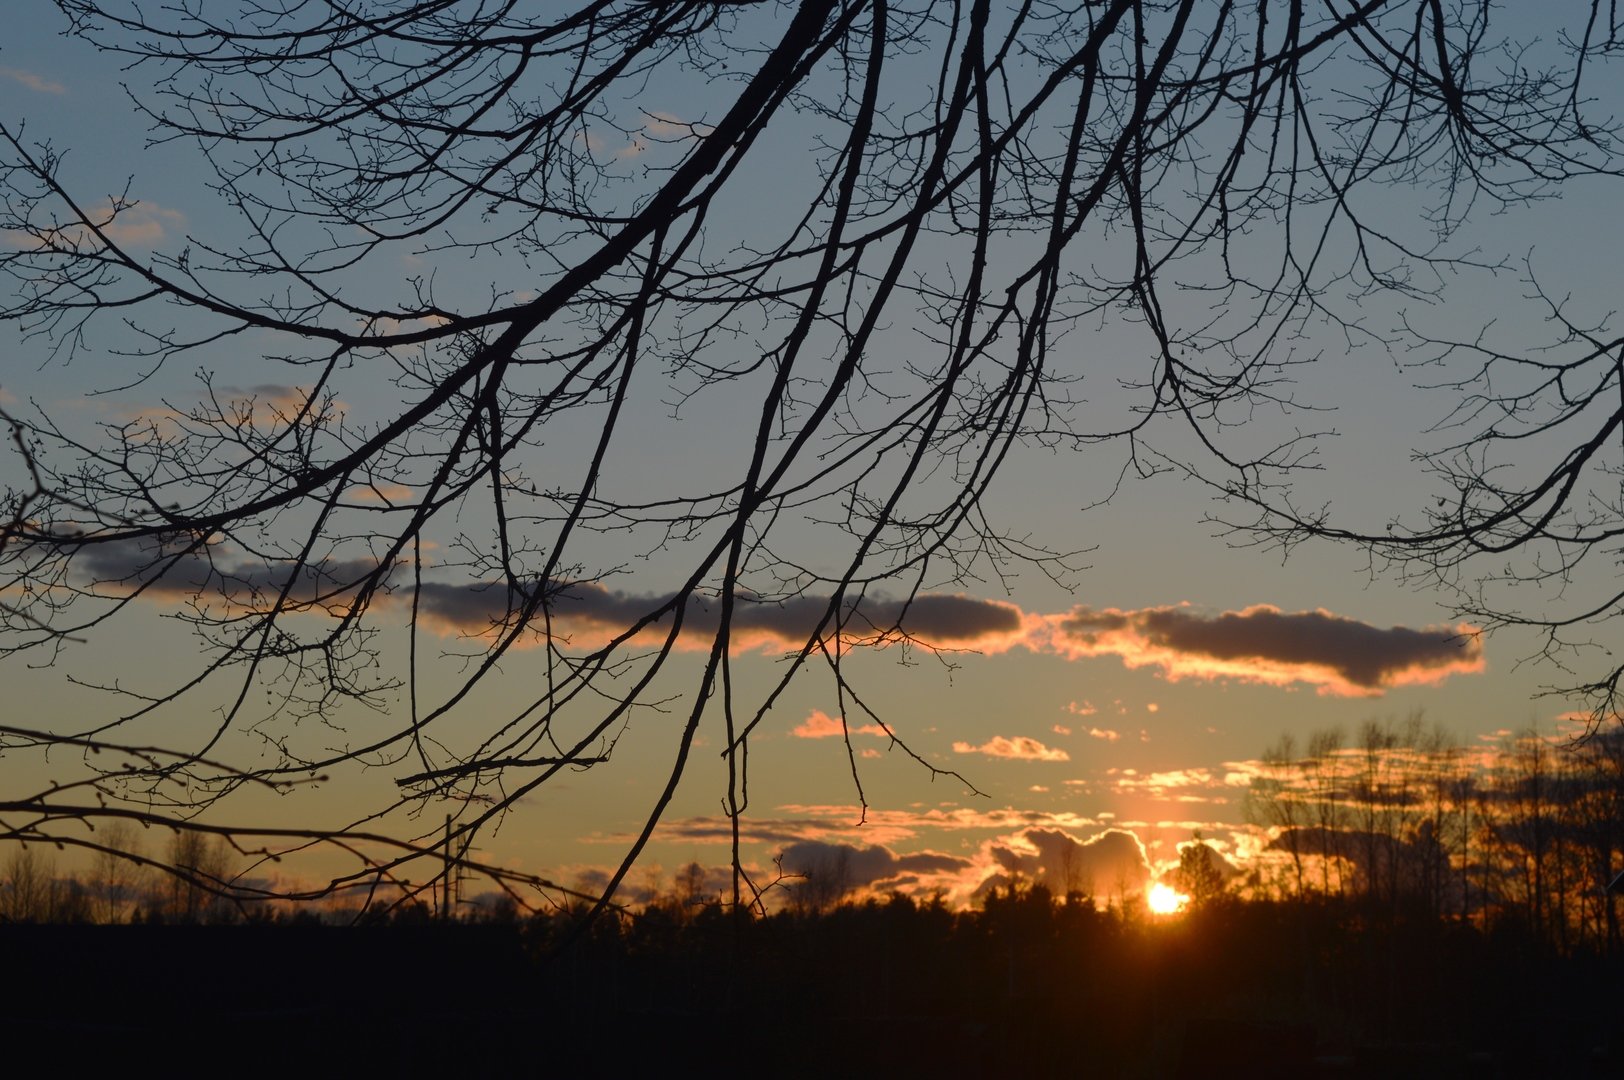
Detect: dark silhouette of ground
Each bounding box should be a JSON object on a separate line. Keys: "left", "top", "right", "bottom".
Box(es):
{"left": 2, "top": 892, "right": 1618, "bottom": 1076}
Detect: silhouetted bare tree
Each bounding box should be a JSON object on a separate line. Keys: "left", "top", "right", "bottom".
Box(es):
{"left": 0, "top": 845, "right": 53, "bottom": 923}
{"left": 1173, "top": 834, "right": 1229, "bottom": 910}
{"left": 3, "top": 0, "right": 1622, "bottom": 915}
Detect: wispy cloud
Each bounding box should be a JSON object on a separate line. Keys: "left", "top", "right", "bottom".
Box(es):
{"left": 0, "top": 66, "right": 66, "bottom": 94}
{"left": 626, "top": 804, "right": 1106, "bottom": 850}
{"left": 952, "top": 736, "right": 1070, "bottom": 762}
{"left": 777, "top": 840, "right": 970, "bottom": 889}
{"left": 1101, "top": 764, "right": 1254, "bottom": 802}
{"left": 343, "top": 482, "right": 416, "bottom": 506}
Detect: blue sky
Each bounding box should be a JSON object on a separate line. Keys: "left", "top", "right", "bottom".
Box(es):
{"left": 2, "top": 0, "right": 1618, "bottom": 907}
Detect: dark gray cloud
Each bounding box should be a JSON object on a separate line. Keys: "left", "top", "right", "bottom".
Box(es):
{"left": 983, "top": 827, "right": 1152, "bottom": 898}
{"left": 777, "top": 840, "right": 973, "bottom": 911}
{"left": 1266, "top": 826, "right": 1461, "bottom": 901}
{"left": 416, "top": 578, "right": 1024, "bottom": 651}
{"left": 1052, "top": 603, "right": 1483, "bottom": 695}
{"left": 778, "top": 840, "right": 969, "bottom": 884}
{"left": 64, "top": 538, "right": 1021, "bottom": 652}
{"left": 70, "top": 536, "right": 386, "bottom": 609}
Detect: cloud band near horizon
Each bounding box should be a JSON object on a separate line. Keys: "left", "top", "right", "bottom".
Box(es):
{"left": 420, "top": 587, "right": 1485, "bottom": 695}
{"left": 60, "top": 538, "right": 1481, "bottom": 696}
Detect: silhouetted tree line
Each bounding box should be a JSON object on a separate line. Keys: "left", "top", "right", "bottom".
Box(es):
{"left": 1244, "top": 715, "right": 1624, "bottom": 955}
{"left": 4, "top": 856, "right": 1620, "bottom": 1074}
{"left": 520, "top": 875, "right": 1619, "bottom": 1075}
{"left": 0, "top": 824, "right": 272, "bottom": 925}
{"left": 8, "top": 717, "right": 1624, "bottom": 960}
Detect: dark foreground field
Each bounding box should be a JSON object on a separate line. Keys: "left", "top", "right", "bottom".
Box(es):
{"left": 2, "top": 894, "right": 1618, "bottom": 1077}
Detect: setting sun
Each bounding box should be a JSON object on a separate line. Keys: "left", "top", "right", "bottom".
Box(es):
{"left": 1147, "top": 882, "right": 1189, "bottom": 916}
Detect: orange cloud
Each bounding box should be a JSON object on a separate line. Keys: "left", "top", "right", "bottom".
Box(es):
{"left": 1087, "top": 727, "right": 1121, "bottom": 741}
{"left": 790, "top": 709, "right": 885, "bottom": 739}
{"left": 952, "top": 736, "right": 1070, "bottom": 762}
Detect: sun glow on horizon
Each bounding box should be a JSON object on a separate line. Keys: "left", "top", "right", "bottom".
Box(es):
{"left": 1147, "top": 881, "right": 1189, "bottom": 916}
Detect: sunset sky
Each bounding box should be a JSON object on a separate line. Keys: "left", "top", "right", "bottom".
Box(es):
{"left": 3, "top": 1, "right": 1619, "bottom": 910}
